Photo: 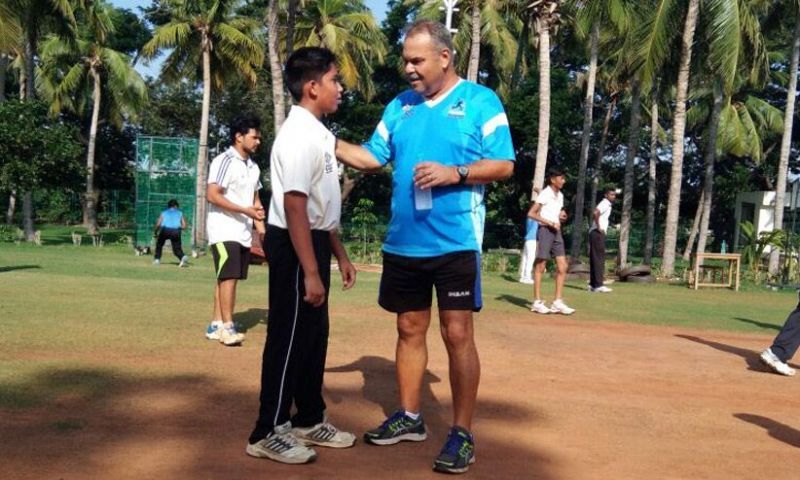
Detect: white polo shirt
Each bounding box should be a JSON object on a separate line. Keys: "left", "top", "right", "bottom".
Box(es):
{"left": 206, "top": 147, "right": 262, "bottom": 247}
{"left": 536, "top": 186, "right": 564, "bottom": 224}
{"left": 591, "top": 198, "right": 613, "bottom": 232}
{"left": 268, "top": 106, "right": 341, "bottom": 232}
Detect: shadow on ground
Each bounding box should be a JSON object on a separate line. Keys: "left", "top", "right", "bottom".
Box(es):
{"left": 1, "top": 364, "right": 557, "bottom": 479}
{"left": 0, "top": 265, "right": 40, "bottom": 273}
{"left": 733, "top": 317, "right": 781, "bottom": 332}
{"left": 734, "top": 414, "right": 800, "bottom": 448}
{"left": 675, "top": 334, "right": 766, "bottom": 372}
{"left": 234, "top": 308, "right": 268, "bottom": 332}
{"left": 495, "top": 294, "right": 529, "bottom": 310}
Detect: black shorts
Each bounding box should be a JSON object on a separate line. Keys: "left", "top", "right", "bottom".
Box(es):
{"left": 211, "top": 241, "right": 251, "bottom": 280}
{"left": 379, "top": 251, "right": 482, "bottom": 313}
{"left": 536, "top": 226, "right": 565, "bottom": 260}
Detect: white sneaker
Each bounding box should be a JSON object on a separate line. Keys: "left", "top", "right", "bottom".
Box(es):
{"left": 205, "top": 322, "right": 223, "bottom": 340}
{"left": 292, "top": 419, "right": 356, "bottom": 448}
{"left": 246, "top": 422, "right": 317, "bottom": 464}
{"left": 531, "top": 300, "right": 552, "bottom": 314}
{"left": 759, "top": 348, "right": 796, "bottom": 376}
{"left": 152, "top": 259, "right": 160, "bottom": 266}
{"left": 179, "top": 255, "right": 189, "bottom": 267}
{"left": 550, "top": 299, "right": 575, "bottom": 315}
{"left": 219, "top": 325, "right": 244, "bottom": 346}
{"left": 592, "top": 286, "right": 613, "bottom": 293}
{"left": 519, "top": 278, "right": 534, "bottom": 285}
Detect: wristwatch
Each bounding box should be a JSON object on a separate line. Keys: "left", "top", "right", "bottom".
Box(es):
{"left": 456, "top": 165, "right": 470, "bottom": 185}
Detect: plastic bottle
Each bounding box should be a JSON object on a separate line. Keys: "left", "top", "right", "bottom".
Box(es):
{"left": 414, "top": 184, "right": 432, "bottom": 210}
{"left": 720, "top": 240, "right": 727, "bottom": 254}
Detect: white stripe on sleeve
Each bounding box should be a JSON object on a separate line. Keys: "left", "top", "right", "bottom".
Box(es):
{"left": 376, "top": 121, "right": 389, "bottom": 142}
{"left": 482, "top": 113, "right": 509, "bottom": 138}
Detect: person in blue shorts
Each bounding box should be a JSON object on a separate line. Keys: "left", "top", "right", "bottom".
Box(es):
{"left": 152, "top": 199, "right": 188, "bottom": 267}
{"left": 335, "top": 20, "right": 515, "bottom": 474}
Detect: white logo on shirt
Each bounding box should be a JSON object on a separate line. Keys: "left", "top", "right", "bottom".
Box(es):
{"left": 448, "top": 290, "right": 471, "bottom": 297}
{"left": 324, "top": 152, "right": 334, "bottom": 174}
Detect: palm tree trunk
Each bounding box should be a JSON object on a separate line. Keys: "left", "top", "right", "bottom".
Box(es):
{"left": 466, "top": 4, "right": 481, "bottom": 82}
{"left": 286, "top": 0, "right": 297, "bottom": 56}
{"left": 696, "top": 82, "right": 724, "bottom": 260}
{"left": 618, "top": 81, "right": 641, "bottom": 268}
{"left": 570, "top": 23, "right": 599, "bottom": 259}
{"left": 511, "top": 22, "right": 529, "bottom": 90}
{"left": 0, "top": 53, "right": 7, "bottom": 102}
{"left": 769, "top": 14, "right": 800, "bottom": 275}
{"left": 682, "top": 189, "right": 705, "bottom": 261}
{"left": 22, "top": 191, "right": 34, "bottom": 240}
{"left": 266, "top": 0, "right": 286, "bottom": 133}
{"left": 83, "top": 66, "right": 101, "bottom": 235}
{"left": 24, "top": 32, "right": 35, "bottom": 100}
{"left": 194, "top": 36, "right": 212, "bottom": 250}
{"left": 590, "top": 95, "right": 616, "bottom": 220}
{"left": 6, "top": 189, "right": 16, "bottom": 224}
{"left": 660, "top": 0, "right": 700, "bottom": 277}
{"left": 532, "top": 16, "right": 551, "bottom": 197}
{"left": 644, "top": 97, "right": 659, "bottom": 264}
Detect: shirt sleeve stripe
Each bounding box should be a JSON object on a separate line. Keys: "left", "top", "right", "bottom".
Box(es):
{"left": 377, "top": 121, "right": 389, "bottom": 142}
{"left": 482, "top": 113, "right": 509, "bottom": 138}
{"left": 216, "top": 155, "right": 232, "bottom": 184}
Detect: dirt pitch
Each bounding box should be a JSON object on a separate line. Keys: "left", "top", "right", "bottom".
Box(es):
{"left": 2, "top": 305, "right": 800, "bottom": 479}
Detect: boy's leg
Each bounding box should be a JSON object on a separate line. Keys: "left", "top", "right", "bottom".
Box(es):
{"left": 218, "top": 279, "right": 238, "bottom": 322}
{"left": 292, "top": 230, "right": 332, "bottom": 428}
{"left": 154, "top": 231, "right": 166, "bottom": 260}
{"left": 554, "top": 255, "right": 568, "bottom": 300}
{"left": 589, "top": 230, "right": 604, "bottom": 289}
{"left": 169, "top": 229, "right": 186, "bottom": 260}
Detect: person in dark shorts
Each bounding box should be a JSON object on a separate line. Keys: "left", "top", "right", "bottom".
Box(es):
{"left": 334, "top": 20, "right": 515, "bottom": 474}
{"left": 204, "top": 113, "right": 266, "bottom": 346}
{"left": 152, "top": 199, "right": 188, "bottom": 267}
{"left": 529, "top": 169, "right": 575, "bottom": 315}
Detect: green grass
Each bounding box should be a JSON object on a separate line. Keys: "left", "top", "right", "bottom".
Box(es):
{"left": 1, "top": 238, "right": 796, "bottom": 409}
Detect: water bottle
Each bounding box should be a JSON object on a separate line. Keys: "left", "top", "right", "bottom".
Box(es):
{"left": 720, "top": 240, "right": 727, "bottom": 254}
{"left": 414, "top": 184, "right": 432, "bottom": 210}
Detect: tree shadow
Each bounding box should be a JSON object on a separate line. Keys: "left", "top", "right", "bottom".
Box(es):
{"left": 734, "top": 414, "right": 800, "bottom": 448}
{"left": 494, "top": 294, "right": 530, "bottom": 310}
{"left": 233, "top": 308, "right": 268, "bottom": 332}
{"left": 0, "top": 265, "right": 40, "bottom": 273}
{"left": 733, "top": 317, "right": 781, "bottom": 332}
{"left": 324, "top": 356, "right": 554, "bottom": 479}
{"left": 674, "top": 334, "right": 764, "bottom": 371}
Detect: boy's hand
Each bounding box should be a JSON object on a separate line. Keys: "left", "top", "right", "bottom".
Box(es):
{"left": 243, "top": 206, "right": 266, "bottom": 221}
{"left": 304, "top": 273, "right": 326, "bottom": 307}
{"left": 339, "top": 260, "right": 357, "bottom": 290}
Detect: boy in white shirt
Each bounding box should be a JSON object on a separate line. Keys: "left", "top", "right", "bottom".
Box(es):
{"left": 528, "top": 169, "right": 575, "bottom": 315}
{"left": 246, "top": 47, "right": 357, "bottom": 465}
{"left": 589, "top": 186, "right": 617, "bottom": 292}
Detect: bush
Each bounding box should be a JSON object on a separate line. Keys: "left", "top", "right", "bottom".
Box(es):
{"left": 0, "top": 224, "right": 17, "bottom": 242}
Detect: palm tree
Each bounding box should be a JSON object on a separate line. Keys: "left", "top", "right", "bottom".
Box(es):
{"left": 7, "top": 0, "right": 75, "bottom": 240}
{"left": 39, "top": 2, "right": 148, "bottom": 235}
{"left": 293, "top": 0, "right": 387, "bottom": 100}
{"left": 569, "top": 0, "right": 629, "bottom": 258}
{"left": 528, "top": 0, "right": 564, "bottom": 197}
{"left": 770, "top": 5, "right": 800, "bottom": 274}
{"left": 142, "top": 0, "right": 264, "bottom": 250}
{"left": 266, "top": 0, "right": 285, "bottom": 132}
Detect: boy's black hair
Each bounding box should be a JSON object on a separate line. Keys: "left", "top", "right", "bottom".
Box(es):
{"left": 229, "top": 113, "right": 261, "bottom": 144}
{"left": 603, "top": 184, "right": 617, "bottom": 194}
{"left": 546, "top": 168, "right": 565, "bottom": 182}
{"left": 285, "top": 47, "right": 338, "bottom": 102}
{"left": 167, "top": 199, "right": 179, "bottom": 208}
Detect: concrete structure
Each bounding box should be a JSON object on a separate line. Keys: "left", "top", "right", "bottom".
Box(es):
{"left": 734, "top": 179, "right": 800, "bottom": 251}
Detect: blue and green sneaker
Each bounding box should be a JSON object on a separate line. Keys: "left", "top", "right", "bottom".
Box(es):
{"left": 363, "top": 410, "right": 427, "bottom": 445}
{"left": 433, "top": 426, "right": 476, "bottom": 474}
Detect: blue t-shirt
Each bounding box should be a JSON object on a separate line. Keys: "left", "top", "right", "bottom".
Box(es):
{"left": 161, "top": 207, "right": 183, "bottom": 229}
{"left": 363, "top": 80, "right": 515, "bottom": 257}
{"left": 525, "top": 218, "right": 538, "bottom": 241}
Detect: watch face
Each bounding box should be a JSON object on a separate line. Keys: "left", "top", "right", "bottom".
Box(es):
{"left": 458, "top": 166, "right": 469, "bottom": 176}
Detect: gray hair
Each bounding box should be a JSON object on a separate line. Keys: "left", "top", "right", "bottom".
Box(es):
{"left": 404, "top": 20, "right": 454, "bottom": 54}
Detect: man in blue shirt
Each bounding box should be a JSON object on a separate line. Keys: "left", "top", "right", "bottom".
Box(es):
{"left": 335, "top": 20, "right": 514, "bottom": 474}
{"left": 152, "top": 199, "right": 188, "bottom": 267}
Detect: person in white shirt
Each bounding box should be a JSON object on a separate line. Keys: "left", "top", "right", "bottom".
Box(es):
{"left": 589, "top": 186, "right": 617, "bottom": 293}
{"left": 204, "top": 114, "right": 266, "bottom": 346}
{"left": 246, "top": 46, "right": 357, "bottom": 465}
{"left": 528, "top": 169, "right": 575, "bottom": 315}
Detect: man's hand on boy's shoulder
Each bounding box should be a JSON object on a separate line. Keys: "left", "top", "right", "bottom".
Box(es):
{"left": 242, "top": 205, "right": 266, "bottom": 220}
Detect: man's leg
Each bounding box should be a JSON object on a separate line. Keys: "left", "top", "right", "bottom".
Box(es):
{"left": 397, "top": 310, "right": 432, "bottom": 413}
{"left": 770, "top": 306, "right": 800, "bottom": 362}
{"left": 439, "top": 310, "right": 479, "bottom": 430}
{"left": 533, "top": 259, "right": 546, "bottom": 300}
{"left": 154, "top": 231, "right": 166, "bottom": 261}
{"left": 218, "top": 278, "right": 238, "bottom": 322}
